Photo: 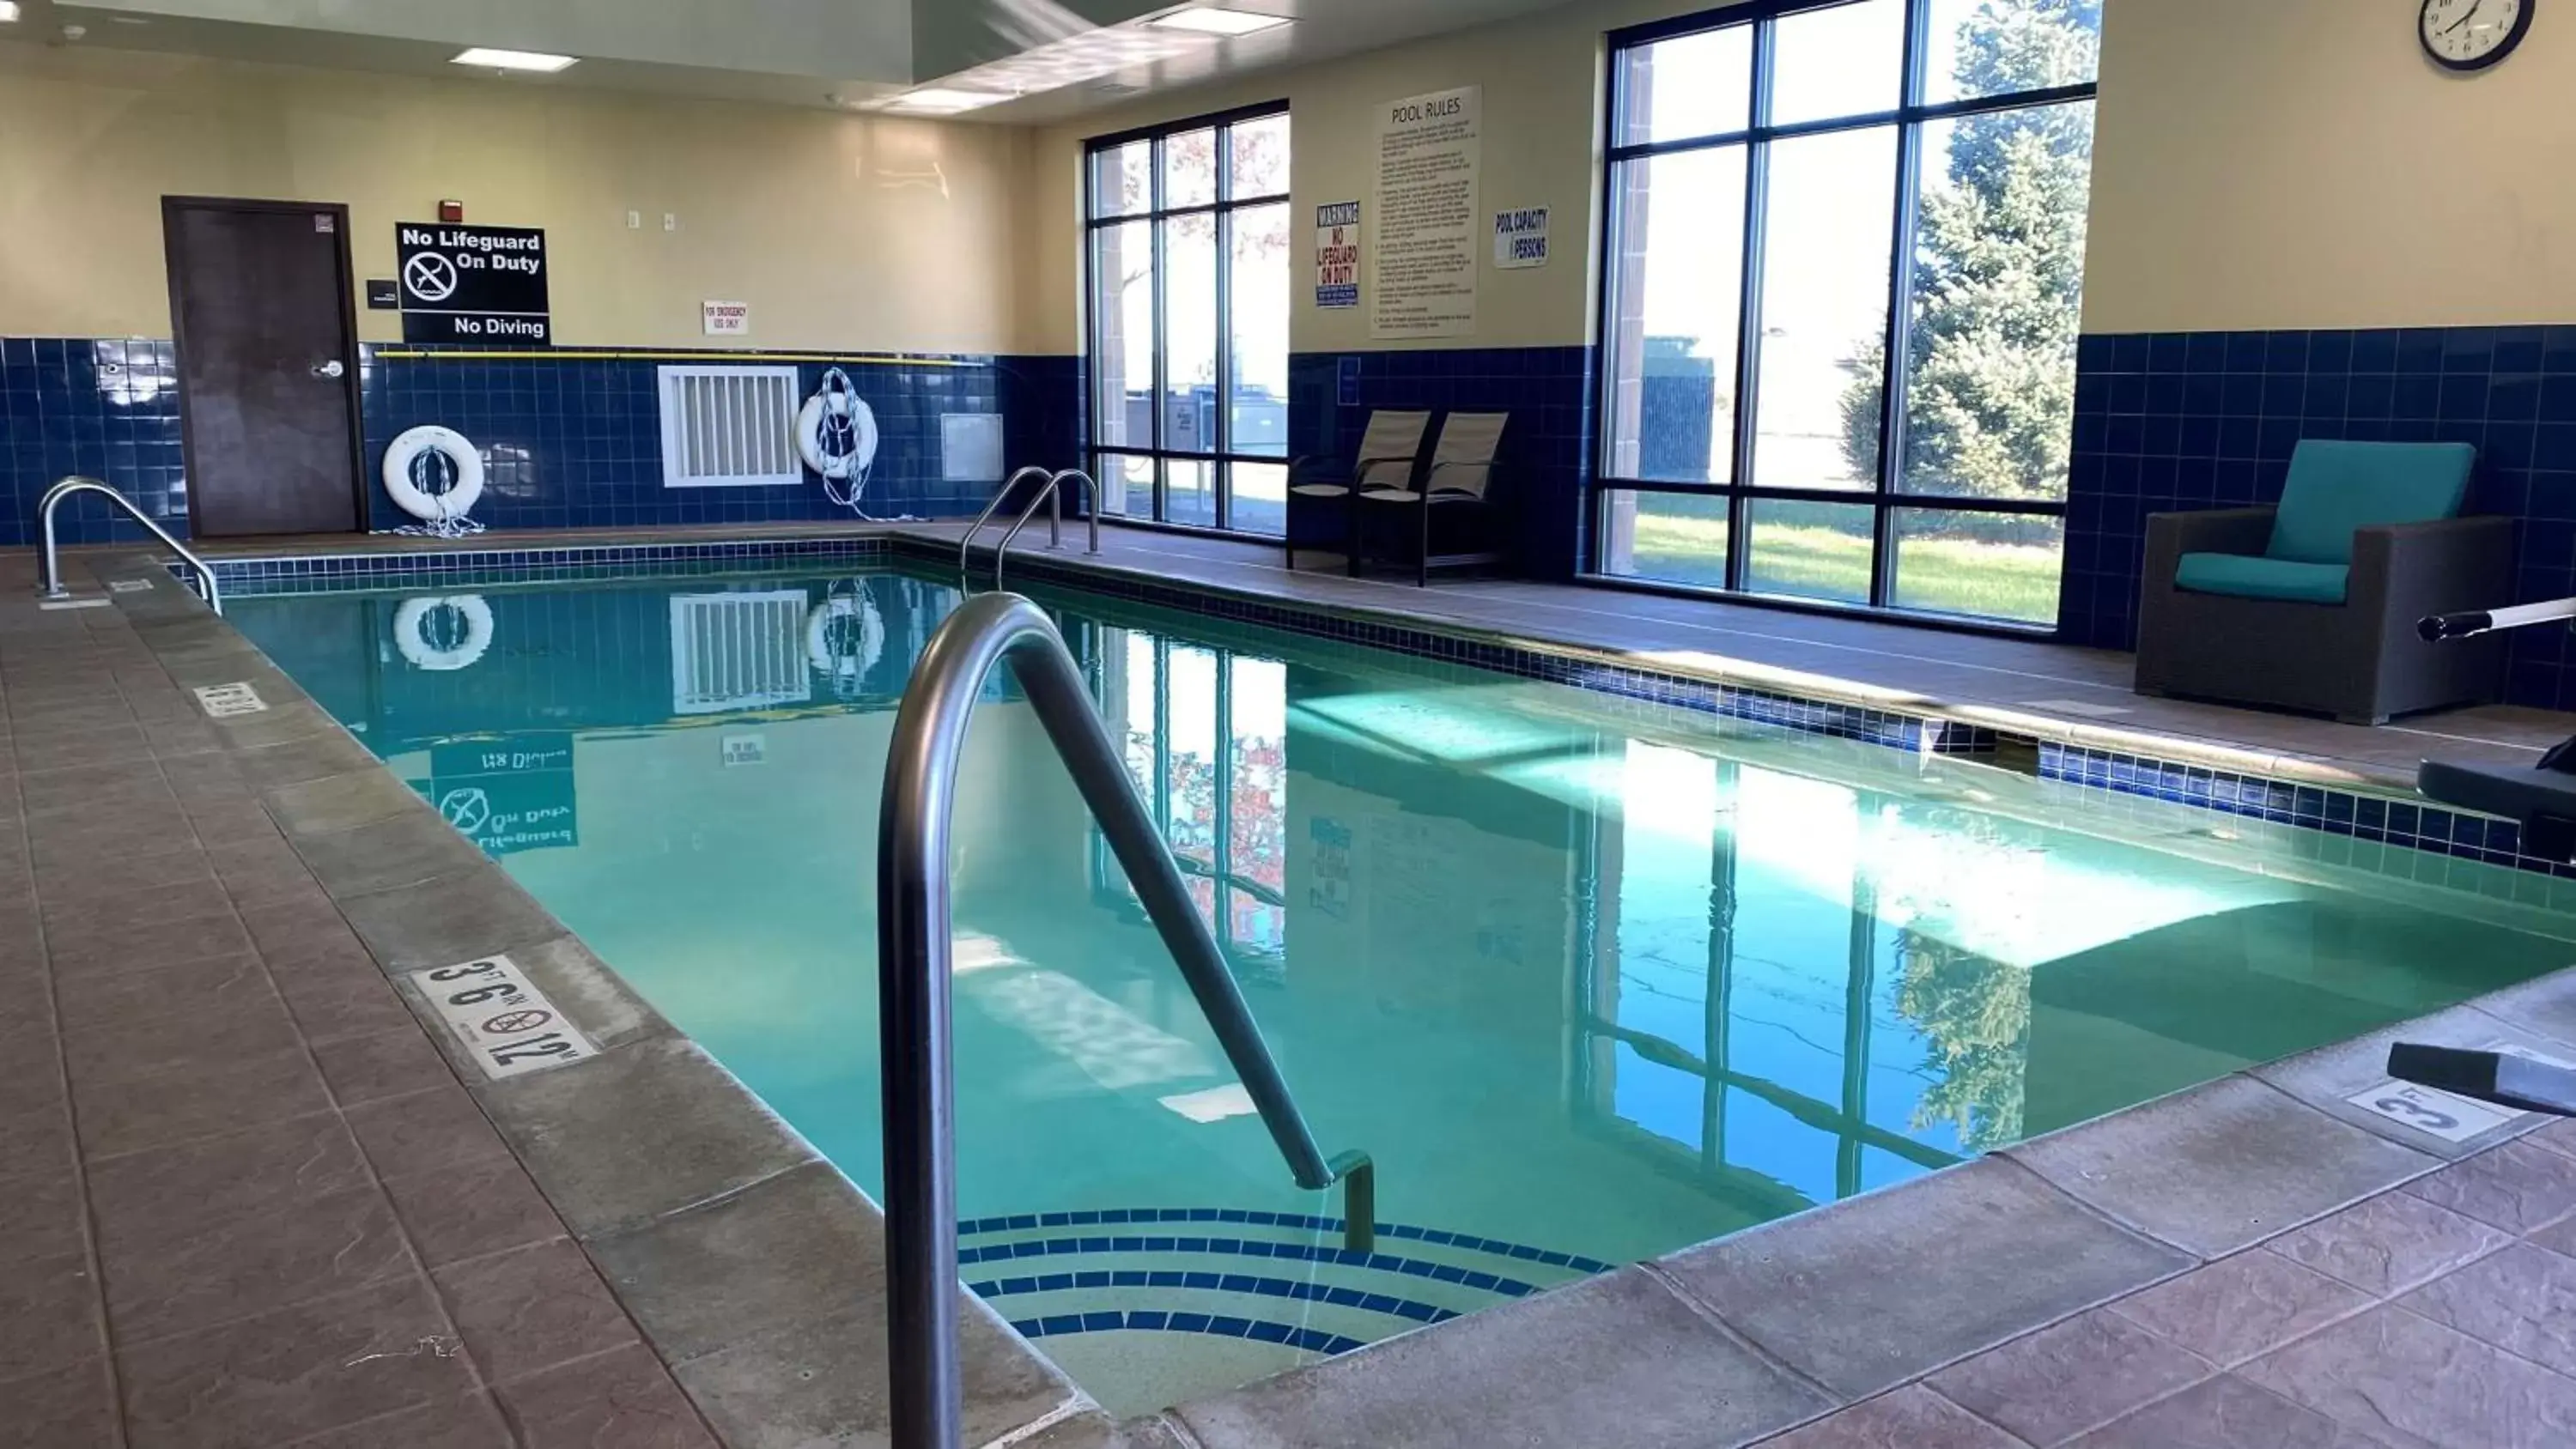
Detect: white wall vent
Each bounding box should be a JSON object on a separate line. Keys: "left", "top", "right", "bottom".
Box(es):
{"left": 941, "top": 413, "right": 1005, "bottom": 482}
{"left": 658, "top": 365, "right": 804, "bottom": 488}
{"left": 669, "top": 591, "right": 811, "bottom": 714}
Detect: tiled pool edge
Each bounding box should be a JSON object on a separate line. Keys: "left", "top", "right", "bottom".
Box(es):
{"left": 196, "top": 527, "right": 2576, "bottom": 883}
{"left": 1137, "top": 979, "right": 2576, "bottom": 1449}
{"left": 917, "top": 536, "right": 2574, "bottom": 881}
{"left": 90, "top": 551, "right": 1114, "bottom": 1449}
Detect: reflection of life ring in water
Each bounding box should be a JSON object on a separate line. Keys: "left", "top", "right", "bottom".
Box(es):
{"left": 381, "top": 426, "right": 485, "bottom": 523}
{"left": 393, "top": 595, "right": 495, "bottom": 672}
{"left": 806, "top": 591, "right": 885, "bottom": 681}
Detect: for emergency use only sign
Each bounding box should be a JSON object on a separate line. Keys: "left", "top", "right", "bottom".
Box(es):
{"left": 397, "top": 222, "right": 551, "bottom": 344}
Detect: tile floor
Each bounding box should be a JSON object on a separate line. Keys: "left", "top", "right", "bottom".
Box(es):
{"left": 942, "top": 524, "right": 2576, "bottom": 791}
{"left": 18, "top": 524, "right": 2576, "bottom": 1449}
{"left": 0, "top": 555, "right": 717, "bottom": 1448}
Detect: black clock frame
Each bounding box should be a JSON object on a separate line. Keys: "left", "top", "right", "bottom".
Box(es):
{"left": 2423, "top": 0, "right": 2536, "bottom": 72}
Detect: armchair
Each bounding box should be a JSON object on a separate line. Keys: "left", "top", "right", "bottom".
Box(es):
{"left": 1284, "top": 409, "right": 1431, "bottom": 573}
{"left": 2134, "top": 440, "right": 2511, "bottom": 724}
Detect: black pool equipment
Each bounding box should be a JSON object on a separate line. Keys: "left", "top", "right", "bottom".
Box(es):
{"left": 2387, "top": 1044, "right": 2576, "bottom": 1119}
{"left": 2415, "top": 598, "right": 2576, "bottom": 862}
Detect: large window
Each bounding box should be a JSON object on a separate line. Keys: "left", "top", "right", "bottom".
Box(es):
{"left": 1595, "top": 0, "right": 2099, "bottom": 627}
{"left": 1086, "top": 106, "right": 1291, "bottom": 537}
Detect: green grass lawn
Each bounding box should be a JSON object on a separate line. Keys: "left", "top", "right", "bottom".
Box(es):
{"left": 1625, "top": 506, "right": 2062, "bottom": 625}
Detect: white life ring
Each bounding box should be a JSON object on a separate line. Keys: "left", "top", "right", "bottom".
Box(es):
{"left": 805, "top": 591, "right": 885, "bottom": 680}
{"left": 393, "top": 595, "right": 495, "bottom": 672}
{"left": 797, "top": 367, "right": 879, "bottom": 484}
{"left": 383, "top": 426, "right": 486, "bottom": 523}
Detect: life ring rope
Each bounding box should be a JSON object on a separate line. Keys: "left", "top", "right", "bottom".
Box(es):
{"left": 799, "top": 367, "right": 878, "bottom": 505}
{"left": 383, "top": 426, "right": 488, "bottom": 538}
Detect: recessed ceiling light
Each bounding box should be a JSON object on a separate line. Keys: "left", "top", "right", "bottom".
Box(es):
{"left": 0, "top": 3, "right": 21, "bottom": 23}
{"left": 1146, "top": 6, "right": 1291, "bottom": 36}
{"left": 451, "top": 47, "right": 580, "bottom": 73}
{"left": 878, "top": 87, "right": 1014, "bottom": 114}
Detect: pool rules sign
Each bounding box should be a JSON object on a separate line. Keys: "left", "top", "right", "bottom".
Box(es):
{"left": 396, "top": 222, "right": 550, "bottom": 344}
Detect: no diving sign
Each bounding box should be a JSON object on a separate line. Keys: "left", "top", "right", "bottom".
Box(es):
{"left": 397, "top": 222, "right": 550, "bottom": 345}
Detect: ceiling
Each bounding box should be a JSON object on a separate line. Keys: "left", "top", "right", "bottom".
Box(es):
{"left": 9, "top": 0, "right": 1574, "bottom": 124}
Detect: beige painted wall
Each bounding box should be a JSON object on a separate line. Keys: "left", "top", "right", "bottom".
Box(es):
{"left": 0, "top": 40, "right": 1031, "bottom": 351}
{"left": 1024, "top": 0, "right": 2576, "bottom": 354}
{"left": 1020, "top": 0, "right": 1731, "bottom": 356}
{"left": 21, "top": 0, "right": 2569, "bottom": 358}
{"left": 2087, "top": 0, "right": 2576, "bottom": 333}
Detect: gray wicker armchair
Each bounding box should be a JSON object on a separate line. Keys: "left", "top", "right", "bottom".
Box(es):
{"left": 2134, "top": 441, "right": 2511, "bottom": 724}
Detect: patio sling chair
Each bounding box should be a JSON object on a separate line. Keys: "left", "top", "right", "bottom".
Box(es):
{"left": 1355, "top": 410, "right": 1510, "bottom": 585}
{"left": 1284, "top": 409, "right": 1431, "bottom": 573}
{"left": 2133, "top": 440, "right": 2511, "bottom": 724}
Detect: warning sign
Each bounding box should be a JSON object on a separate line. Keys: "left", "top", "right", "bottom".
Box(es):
{"left": 396, "top": 222, "right": 550, "bottom": 345}
{"left": 1315, "top": 201, "right": 1361, "bottom": 310}
{"left": 408, "top": 955, "right": 597, "bottom": 1080}
{"left": 415, "top": 732, "right": 578, "bottom": 857}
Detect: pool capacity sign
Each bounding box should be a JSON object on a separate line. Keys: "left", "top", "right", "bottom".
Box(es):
{"left": 397, "top": 222, "right": 550, "bottom": 344}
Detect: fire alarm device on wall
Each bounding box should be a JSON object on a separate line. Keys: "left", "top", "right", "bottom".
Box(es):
{"left": 439, "top": 198, "right": 465, "bottom": 223}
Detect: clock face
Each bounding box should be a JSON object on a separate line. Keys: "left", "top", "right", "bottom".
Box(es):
{"left": 2422, "top": 0, "right": 2532, "bottom": 71}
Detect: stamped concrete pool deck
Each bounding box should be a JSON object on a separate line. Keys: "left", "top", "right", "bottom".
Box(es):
{"left": 9, "top": 528, "right": 2576, "bottom": 1448}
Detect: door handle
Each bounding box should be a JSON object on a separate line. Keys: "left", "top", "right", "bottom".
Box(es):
{"left": 311, "top": 360, "right": 346, "bottom": 379}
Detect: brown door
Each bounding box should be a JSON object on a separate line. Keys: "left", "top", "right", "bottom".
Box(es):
{"left": 163, "top": 197, "right": 363, "bottom": 537}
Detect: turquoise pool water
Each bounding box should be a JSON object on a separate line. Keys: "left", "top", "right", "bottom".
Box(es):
{"left": 234, "top": 566, "right": 2576, "bottom": 1412}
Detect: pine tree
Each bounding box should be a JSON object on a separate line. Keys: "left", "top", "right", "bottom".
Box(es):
{"left": 1839, "top": 1, "right": 2100, "bottom": 537}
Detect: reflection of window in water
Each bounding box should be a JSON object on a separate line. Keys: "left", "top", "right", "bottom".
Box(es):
{"left": 1577, "top": 742, "right": 1979, "bottom": 1217}
{"left": 1090, "top": 627, "right": 1291, "bottom": 968}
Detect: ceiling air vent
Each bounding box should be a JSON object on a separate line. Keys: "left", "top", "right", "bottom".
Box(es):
{"left": 658, "top": 365, "right": 803, "bottom": 488}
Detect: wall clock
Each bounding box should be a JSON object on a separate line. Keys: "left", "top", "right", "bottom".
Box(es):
{"left": 2421, "top": 0, "right": 2533, "bottom": 71}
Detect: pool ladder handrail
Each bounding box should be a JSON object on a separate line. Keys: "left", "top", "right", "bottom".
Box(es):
{"left": 35, "top": 476, "right": 222, "bottom": 615}
{"left": 878, "top": 590, "right": 1373, "bottom": 1449}
{"left": 957, "top": 467, "right": 1099, "bottom": 589}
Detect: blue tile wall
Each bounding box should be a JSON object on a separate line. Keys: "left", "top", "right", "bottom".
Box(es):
{"left": 0, "top": 337, "right": 191, "bottom": 546}
{"left": 1286, "top": 346, "right": 1597, "bottom": 580}
{"left": 4, "top": 336, "right": 1597, "bottom": 569}
{"left": 2061, "top": 324, "right": 2576, "bottom": 707}
{"left": 3, "top": 336, "right": 1066, "bottom": 546}
{"left": 999, "top": 354, "right": 1085, "bottom": 476}
{"left": 358, "top": 346, "right": 1012, "bottom": 530}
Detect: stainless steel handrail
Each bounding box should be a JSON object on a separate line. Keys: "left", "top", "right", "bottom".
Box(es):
{"left": 36, "top": 477, "right": 222, "bottom": 615}
{"left": 988, "top": 469, "right": 1097, "bottom": 590}
{"left": 957, "top": 466, "right": 1100, "bottom": 587}
{"left": 878, "top": 591, "right": 1372, "bottom": 1449}
{"left": 957, "top": 466, "right": 1055, "bottom": 578}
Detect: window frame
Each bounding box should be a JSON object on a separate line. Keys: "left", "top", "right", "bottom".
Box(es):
{"left": 1085, "top": 627, "right": 1288, "bottom": 969}
{"left": 1569, "top": 752, "right": 1964, "bottom": 1211}
{"left": 1083, "top": 101, "right": 1293, "bottom": 537}
{"left": 1589, "top": 0, "right": 2098, "bottom": 629}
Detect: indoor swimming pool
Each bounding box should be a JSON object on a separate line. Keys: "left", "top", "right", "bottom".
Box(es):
{"left": 232, "top": 564, "right": 2576, "bottom": 1415}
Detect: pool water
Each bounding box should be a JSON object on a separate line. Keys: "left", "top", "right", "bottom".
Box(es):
{"left": 234, "top": 567, "right": 2576, "bottom": 1413}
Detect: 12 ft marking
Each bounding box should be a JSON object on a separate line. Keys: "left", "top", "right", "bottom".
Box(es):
{"left": 407, "top": 954, "right": 597, "bottom": 1080}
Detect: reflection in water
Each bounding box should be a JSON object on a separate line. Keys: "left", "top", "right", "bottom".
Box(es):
{"left": 1098, "top": 633, "right": 1288, "bottom": 968}
{"left": 230, "top": 568, "right": 2576, "bottom": 1260}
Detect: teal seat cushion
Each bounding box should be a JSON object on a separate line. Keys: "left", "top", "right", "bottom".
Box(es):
{"left": 2176, "top": 551, "right": 2350, "bottom": 604}
{"left": 2266, "top": 440, "right": 2474, "bottom": 566}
